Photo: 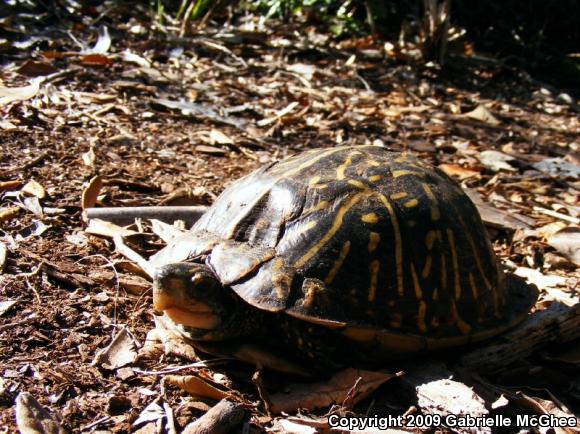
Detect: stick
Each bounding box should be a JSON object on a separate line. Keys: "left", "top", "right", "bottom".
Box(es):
{"left": 84, "top": 206, "right": 207, "bottom": 226}
{"left": 181, "top": 399, "right": 245, "bottom": 434}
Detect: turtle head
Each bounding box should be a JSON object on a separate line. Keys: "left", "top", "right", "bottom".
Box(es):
{"left": 153, "top": 262, "right": 250, "bottom": 341}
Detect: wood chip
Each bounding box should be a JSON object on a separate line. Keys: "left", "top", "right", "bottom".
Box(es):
{"left": 21, "top": 180, "right": 47, "bottom": 199}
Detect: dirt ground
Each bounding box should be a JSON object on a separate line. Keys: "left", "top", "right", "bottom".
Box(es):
{"left": 0, "top": 3, "right": 579, "bottom": 433}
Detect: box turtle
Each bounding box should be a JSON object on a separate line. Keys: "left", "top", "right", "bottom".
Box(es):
{"left": 151, "top": 145, "right": 537, "bottom": 370}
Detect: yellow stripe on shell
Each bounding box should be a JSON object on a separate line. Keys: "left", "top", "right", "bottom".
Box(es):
{"left": 336, "top": 151, "right": 361, "bottom": 180}
{"left": 374, "top": 193, "right": 404, "bottom": 297}
{"left": 425, "top": 230, "right": 437, "bottom": 250}
{"left": 347, "top": 179, "right": 366, "bottom": 189}
{"left": 422, "top": 183, "right": 441, "bottom": 221}
{"left": 324, "top": 240, "right": 351, "bottom": 284}
{"left": 361, "top": 213, "right": 379, "bottom": 224}
{"left": 469, "top": 272, "right": 479, "bottom": 300}
{"left": 417, "top": 301, "right": 428, "bottom": 333}
{"left": 303, "top": 200, "right": 329, "bottom": 215}
{"left": 367, "top": 260, "right": 380, "bottom": 302}
{"left": 368, "top": 232, "right": 380, "bottom": 253}
{"left": 392, "top": 170, "right": 425, "bottom": 178}
{"left": 368, "top": 175, "right": 382, "bottom": 182}
{"left": 390, "top": 192, "right": 408, "bottom": 200}
{"left": 450, "top": 299, "right": 472, "bottom": 334}
{"left": 308, "top": 176, "right": 321, "bottom": 186}
{"left": 446, "top": 229, "right": 461, "bottom": 300}
{"left": 403, "top": 199, "right": 419, "bottom": 208}
{"left": 294, "top": 192, "right": 370, "bottom": 269}
{"left": 422, "top": 255, "right": 432, "bottom": 279}
{"left": 410, "top": 263, "right": 423, "bottom": 300}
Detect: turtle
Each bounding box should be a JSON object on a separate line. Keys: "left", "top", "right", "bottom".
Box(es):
{"left": 150, "top": 145, "right": 537, "bottom": 371}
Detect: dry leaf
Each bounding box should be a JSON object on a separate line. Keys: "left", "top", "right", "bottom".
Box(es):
{"left": 257, "top": 101, "right": 299, "bottom": 127}
{"left": 478, "top": 150, "right": 517, "bottom": 172}
{"left": 93, "top": 327, "right": 138, "bottom": 370}
{"left": 17, "top": 60, "right": 59, "bottom": 77}
{"left": 209, "top": 129, "right": 234, "bottom": 145}
{"left": 195, "top": 145, "right": 227, "bottom": 156}
{"left": 0, "top": 77, "right": 43, "bottom": 104}
{"left": 0, "top": 206, "right": 21, "bottom": 224}
{"left": 0, "top": 242, "right": 7, "bottom": 274}
{"left": 164, "top": 375, "right": 229, "bottom": 400}
{"left": 438, "top": 163, "right": 480, "bottom": 180}
{"left": 514, "top": 267, "right": 567, "bottom": 291}
{"left": 546, "top": 228, "right": 580, "bottom": 265}
{"left": 81, "top": 54, "right": 113, "bottom": 66}
{"left": 118, "top": 274, "right": 151, "bottom": 295}
{"left": 82, "top": 147, "right": 96, "bottom": 167}
{"left": 21, "top": 180, "right": 47, "bottom": 199}
{"left": 85, "top": 218, "right": 139, "bottom": 238}
{"left": 269, "top": 369, "right": 395, "bottom": 414}
{"left": 0, "top": 299, "right": 16, "bottom": 316}
{"left": 0, "top": 180, "right": 22, "bottom": 192}
{"left": 82, "top": 176, "right": 103, "bottom": 210}
{"left": 15, "top": 392, "right": 65, "bottom": 434}
{"left": 463, "top": 105, "right": 500, "bottom": 126}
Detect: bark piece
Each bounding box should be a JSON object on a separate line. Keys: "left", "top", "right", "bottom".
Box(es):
{"left": 458, "top": 303, "right": 580, "bottom": 372}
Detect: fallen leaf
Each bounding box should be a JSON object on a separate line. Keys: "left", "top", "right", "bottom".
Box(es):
{"left": 87, "top": 25, "right": 111, "bottom": 54}
{"left": 85, "top": 218, "right": 139, "bottom": 238}
{"left": 93, "top": 327, "right": 138, "bottom": 370}
{"left": 195, "top": 145, "right": 227, "bottom": 156}
{"left": 82, "top": 176, "right": 103, "bottom": 210}
{"left": 81, "top": 54, "right": 113, "bottom": 66}
{"left": 17, "top": 60, "right": 59, "bottom": 77}
{"left": 209, "top": 129, "right": 234, "bottom": 145}
{"left": 0, "top": 206, "right": 21, "bottom": 224}
{"left": 122, "top": 50, "right": 151, "bottom": 68}
{"left": 0, "top": 242, "right": 7, "bottom": 273}
{"left": 514, "top": 267, "right": 567, "bottom": 291}
{"left": 269, "top": 369, "right": 395, "bottom": 414}
{"left": 478, "top": 150, "right": 517, "bottom": 172}
{"left": 164, "top": 375, "right": 229, "bottom": 400}
{"left": 15, "top": 221, "right": 49, "bottom": 241}
{"left": 533, "top": 157, "right": 580, "bottom": 179}
{"left": 118, "top": 274, "right": 151, "bottom": 295}
{"left": 132, "top": 400, "right": 165, "bottom": 427}
{"left": 463, "top": 105, "right": 500, "bottom": 126}
{"left": 438, "top": 163, "right": 480, "bottom": 180}
{"left": 546, "top": 227, "right": 580, "bottom": 265}
{"left": 0, "top": 77, "right": 43, "bottom": 104}
{"left": 0, "top": 180, "right": 21, "bottom": 192}
{"left": 257, "top": 101, "right": 300, "bottom": 127}
{"left": 0, "top": 299, "right": 16, "bottom": 316}
{"left": 15, "top": 392, "right": 65, "bottom": 434}
{"left": 82, "top": 147, "right": 96, "bottom": 167}
{"left": 21, "top": 180, "right": 47, "bottom": 199}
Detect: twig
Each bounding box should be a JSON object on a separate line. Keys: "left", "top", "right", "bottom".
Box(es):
{"left": 532, "top": 206, "right": 580, "bottom": 224}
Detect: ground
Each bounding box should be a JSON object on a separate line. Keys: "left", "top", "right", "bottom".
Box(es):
{"left": 0, "top": 3, "right": 579, "bottom": 433}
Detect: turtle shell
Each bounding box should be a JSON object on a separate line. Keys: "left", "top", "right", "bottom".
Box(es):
{"left": 172, "top": 145, "right": 536, "bottom": 353}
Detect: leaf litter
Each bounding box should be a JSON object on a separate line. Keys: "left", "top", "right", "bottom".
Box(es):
{"left": 0, "top": 2, "right": 578, "bottom": 432}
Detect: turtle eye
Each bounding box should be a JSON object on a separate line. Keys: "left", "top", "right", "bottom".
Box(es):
{"left": 190, "top": 272, "right": 218, "bottom": 293}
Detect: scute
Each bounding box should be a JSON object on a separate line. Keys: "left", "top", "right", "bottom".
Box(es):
{"left": 188, "top": 145, "right": 537, "bottom": 345}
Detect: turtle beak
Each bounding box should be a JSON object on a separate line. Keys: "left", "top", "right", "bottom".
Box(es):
{"left": 153, "top": 263, "right": 222, "bottom": 330}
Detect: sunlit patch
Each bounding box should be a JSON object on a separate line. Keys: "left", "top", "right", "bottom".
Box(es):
{"left": 361, "top": 212, "right": 379, "bottom": 224}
